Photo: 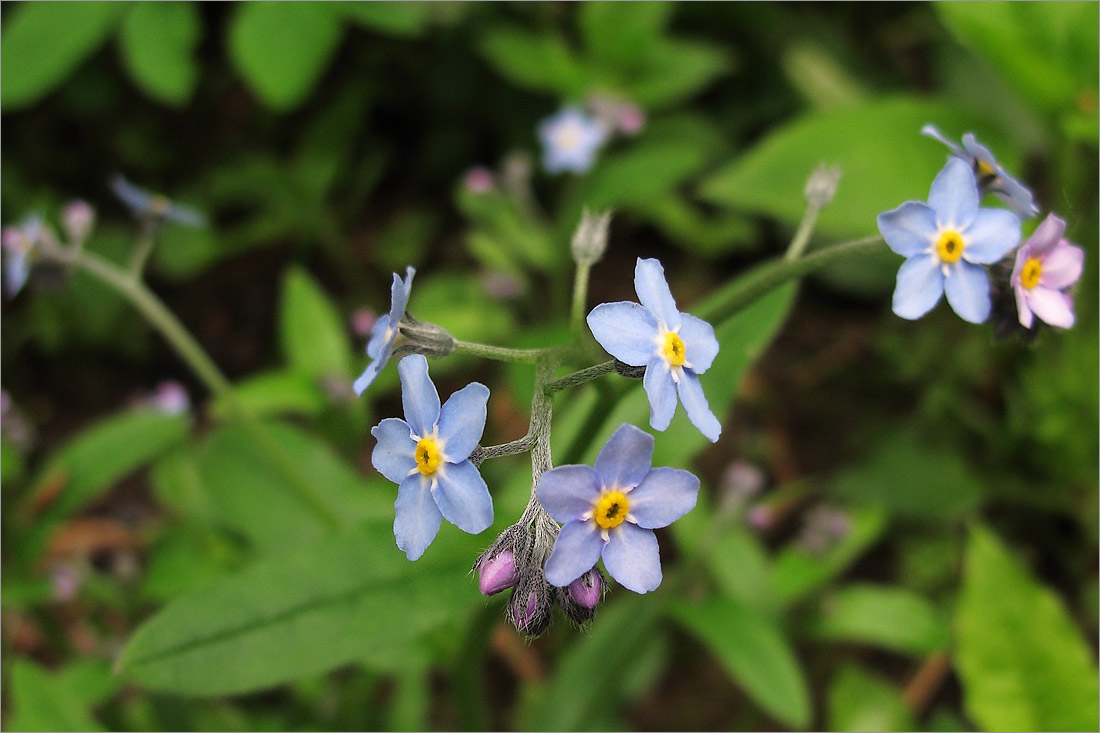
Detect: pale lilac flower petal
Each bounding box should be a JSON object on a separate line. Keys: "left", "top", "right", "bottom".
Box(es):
{"left": 627, "top": 467, "right": 700, "bottom": 529}
{"left": 944, "top": 262, "right": 992, "bottom": 324}
{"left": 1026, "top": 288, "right": 1075, "bottom": 328}
{"left": 602, "top": 524, "right": 662, "bottom": 593}
{"left": 676, "top": 372, "right": 721, "bottom": 443}
{"left": 537, "top": 465, "right": 602, "bottom": 523}
{"left": 587, "top": 302, "right": 659, "bottom": 366}
{"left": 1015, "top": 285, "right": 1034, "bottom": 328}
{"left": 437, "top": 382, "right": 489, "bottom": 460}
{"left": 544, "top": 520, "right": 604, "bottom": 587}
{"left": 593, "top": 423, "right": 654, "bottom": 490}
{"left": 877, "top": 201, "right": 938, "bottom": 257}
{"left": 892, "top": 254, "right": 945, "bottom": 320}
{"left": 634, "top": 258, "right": 681, "bottom": 330}
{"left": 394, "top": 474, "right": 443, "bottom": 561}
{"left": 928, "top": 158, "right": 979, "bottom": 230}
{"left": 677, "top": 313, "right": 719, "bottom": 373}
{"left": 1040, "top": 243, "right": 1084, "bottom": 289}
{"left": 643, "top": 356, "right": 677, "bottom": 431}
{"left": 961, "top": 209, "right": 1020, "bottom": 264}
{"left": 1026, "top": 214, "right": 1066, "bottom": 257}
{"left": 432, "top": 460, "right": 493, "bottom": 534}
{"left": 398, "top": 355, "right": 441, "bottom": 437}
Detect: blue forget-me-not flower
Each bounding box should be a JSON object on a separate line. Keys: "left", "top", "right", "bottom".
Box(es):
{"left": 1, "top": 215, "right": 44, "bottom": 297}
{"left": 537, "top": 423, "right": 699, "bottom": 593}
{"left": 111, "top": 174, "right": 207, "bottom": 227}
{"left": 921, "top": 124, "right": 1039, "bottom": 219}
{"left": 878, "top": 158, "right": 1020, "bottom": 324}
{"left": 354, "top": 267, "right": 415, "bottom": 396}
{"left": 587, "top": 258, "right": 721, "bottom": 442}
{"left": 371, "top": 355, "right": 493, "bottom": 560}
{"left": 538, "top": 107, "right": 609, "bottom": 174}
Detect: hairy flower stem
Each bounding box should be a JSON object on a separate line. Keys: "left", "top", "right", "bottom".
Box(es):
{"left": 783, "top": 202, "right": 822, "bottom": 262}
{"left": 453, "top": 340, "right": 545, "bottom": 364}
{"left": 48, "top": 247, "right": 341, "bottom": 529}
{"left": 544, "top": 359, "right": 615, "bottom": 395}
{"left": 570, "top": 261, "right": 592, "bottom": 343}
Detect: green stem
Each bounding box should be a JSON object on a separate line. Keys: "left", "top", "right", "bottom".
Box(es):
{"left": 543, "top": 359, "right": 615, "bottom": 395}
{"left": 570, "top": 261, "right": 591, "bottom": 342}
{"left": 783, "top": 203, "right": 821, "bottom": 262}
{"left": 127, "top": 217, "right": 162, "bottom": 277}
{"left": 699, "top": 236, "right": 884, "bottom": 324}
{"left": 453, "top": 340, "right": 545, "bottom": 364}
{"left": 57, "top": 248, "right": 341, "bottom": 529}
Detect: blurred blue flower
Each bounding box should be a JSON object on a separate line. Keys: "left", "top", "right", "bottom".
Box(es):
{"left": 2, "top": 215, "right": 44, "bottom": 296}
{"left": 354, "top": 266, "right": 415, "bottom": 396}
{"left": 587, "top": 258, "right": 721, "bottom": 442}
{"left": 371, "top": 355, "right": 493, "bottom": 561}
{"left": 537, "top": 423, "right": 699, "bottom": 593}
{"left": 878, "top": 158, "right": 1020, "bottom": 324}
{"left": 921, "top": 124, "right": 1039, "bottom": 219}
{"left": 110, "top": 174, "right": 206, "bottom": 227}
{"left": 1010, "top": 213, "right": 1084, "bottom": 329}
{"left": 538, "top": 107, "right": 608, "bottom": 174}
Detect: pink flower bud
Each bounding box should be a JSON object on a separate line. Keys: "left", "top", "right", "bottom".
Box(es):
{"left": 62, "top": 200, "right": 96, "bottom": 244}
{"left": 567, "top": 568, "right": 603, "bottom": 609}
{"left": 477, "top": 549, "right": 518, "bottom": 595}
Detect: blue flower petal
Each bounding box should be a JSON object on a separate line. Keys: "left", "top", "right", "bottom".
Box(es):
{"left": 921, "top": 124, "right": 966, "bottom": 157}
{"left": 628, "top": 467, "right": 700, "bottom": 529}
{"left": 643, "top": 356, "right": 677, "bottom": 431}
{"left": 398, "top": 355, "right": 441, "bottom": 437}
{"left": 962, "top": 209, "right": 1020, "bottom": 264}
{"left": 537, "top": 465, "right": 601, "bottom": 523}
{"left": 370, "top": 418, "right": 416, "bottom": 483}
{"left": 437, "top": 382, "right": 489, "bottom": 461}
{"left": 677, "top": 313, "right": 719, "bottom": 373}
{"left": 877, "top": 201, "right": 937, "bottom": 257}
{"left": 544, "top": 520, "right": 604, "bottom": 587}
{"left": 928, "top": 158, "right": 979, "bottom": 230}
{"left": 432, "top": 460, "right": 493, "bottom": 534}
{"left": 389, "top": 267, "right": 415, "bottom": 324}
{"left": 602, "top": 523, "right": 662, "bottom": 593}
{"left": 593, "top": 423, "right": 654, "bottom": 490}
{"left": 353, "top": 359, "right": 383, "bottom": 397}
{"left": 366, "top": 314, "right": 393, "bottom": 361}
{"left": 892, "top": 254, "right": 945, "bottom": 320}
{"left": 587, "top": 302, "right": 659, "bottom": 366}
{"left": 992, "top": 174, "right": 1039, "bottom": 219}
{"left": 634, "top": 258, "right": 681, "bottom": 331}
{"left": 944, "top": 262, "right": 991, "bottom": 324}
{"left": 394, "top": 474, "right": 443, "bottom": 561}
{"left": 676, "top": 371, "right": 721, "bottom": 442}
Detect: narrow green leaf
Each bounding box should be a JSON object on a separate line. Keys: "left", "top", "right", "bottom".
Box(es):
{"left": 809, "top": 584, "right": 949, "bottom": 655}
{"left": 955, "top": 525, "right": 1099, "bottom": 732}
{"left": 118, "top": 522, "right": 483, "bottom": 696}
{"left": 827, "top": 664, "right": 916, "bottom": 732}
{"left": 578, "top": 2, "right": 672, "bottom": 68}
{"left": 0, "top": 1, "right": 126, "bottom": 110}
{"left": 280, "top": 266, "right": 353, "bottom": 378}
{"left": 118, "top": 1, "right": 201, "bottom": 105}
{"left": 628, "top": 39, "right": 732, "bottom": 109}
{"left": 229, "top": 2, "right": 343, "bottom": 110}
{"left": 672, "top": 595, "right": 811, "bottom": 728}
{"left": 478, "top": 26, "right": 588, "bottom": 97}
{"left": 336, "top": 1, "right": 432, "bottom": 36}
{"left": 7, "top": 659, "right": 106, "bottom": 732}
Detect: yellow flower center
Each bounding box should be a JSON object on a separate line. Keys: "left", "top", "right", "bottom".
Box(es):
{"left": 151, "top": 195, "right": 172, "bottom": 215}
{"left": 593, "top": 491, "right": 629, "bottom": 530}
{"left": 976, "top": 160, "right": 996, "bottom": 179}
{"left": 662, "top": 331, "right": 687, "bottom": 367}
{"left": 1020, "top": 257, "right": 1042, "bottom": 290}
{"left": 935, "top": 230, "right": 965, "bottom": 264}
{"left": 415, "top": 438, "right": 442, "bottom": 475}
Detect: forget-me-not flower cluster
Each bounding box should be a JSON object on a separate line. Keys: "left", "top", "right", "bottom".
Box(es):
{"left": 921, "top": 125, "right": 1039, "bottom": 219}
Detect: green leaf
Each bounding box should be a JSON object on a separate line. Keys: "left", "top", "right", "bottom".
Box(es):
{"left": 520, "top": 594, "right": 662, "bottom": 730}
{"left": 578, "top": 2, "right": 672, "bottom": 68}
{"left": 954, "top": 525, "right": 1099, "bottom": 732}
{"left": 211, "top": 369, "right": 329, "bottom": 420}
{"left": 831, "top": 431, "right": 983, "bottom": 520}
{"left": 195, "top": 421, "right": 391, "bottom": 549}
{"left": 280, "top": 266, "right": 353, "bottom": 379}
{"left": 570, "top": 138, "right": 710, "bottom": 210}
{"left": 336, "top": 1, "right": 432, "bottom": 36}
{"left": 827, "top": 664, "right": 916, "bottom": 732}
{"left": 0, "top": 2, "right": 126, "bottom": 110}
{"left": 118, "top": 2, "right": 201, "bottom": 105}
{"left": 627, "top": 39, "right": 732, "bottom": 109}
{"left": 478, "top": 26, "right": 587, "bottom": 97}
{"left": 229, "top": 2, "right": 343, "bottom": 110}
{"left": 7, "top": 659, "right": 107, "bottom": 732}
{"left": 118, "top": 521, "right": 483, "bottom": 696}
{"left": 672, "top": 596, "right": 811, "bottom": 728}
{"left": 700, "top": 97, "right": 1003, "bottom": 236}
{"left": 809, "top": 584, "right": 949, "bottom": 655}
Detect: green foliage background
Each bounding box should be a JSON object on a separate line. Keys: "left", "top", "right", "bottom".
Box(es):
{"left": 1, "top": 2, "right": 1096, "bottom": 731}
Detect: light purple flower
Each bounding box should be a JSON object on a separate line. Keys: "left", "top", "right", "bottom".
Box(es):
{"left": 1010, "top": 214, "right": 1084, "bottom": 329}
{"left": 462, "top": 166, "right": 495, "bottom": 194}
{"left": 110, "top": 174, "right": 206, "bottom": 227}
{"left": 587, "top": 258, "right": 722, "bottom": 441}
{"left": 921, "top": 124, "right": 1039, "bottom": 219}
{"left": 148, "top": 380, "right": 191, "bottom": 416}
{"left": 537, "top": 423, "right": 699, "bottom": 593}
{"left": 353, "top": 267, "right": 415, "bottom": 396}
{"left": 371, "top": 355, "right": 493, "bottom": 561}
{"left": 61, "top": 200, "right": 96, "bottom": 245}
{"left": 538, "top": 107, "right": 609, "bottom": 174}
{"left": 877, "top": 158, "right": 1021, "bottom": 324}
{"left": 2, "top": 215, "right": 44, "bottom": 296}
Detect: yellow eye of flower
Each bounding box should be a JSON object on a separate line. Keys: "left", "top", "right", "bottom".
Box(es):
{"left": 1020, "top": 258, "right": 1042, "bottom": 290}
{"left": 594, "top": 491, "right": 629, "bottom": 530}
{"left": 935, "top": 230, "right": 965, "bottom": 264}
{"left": 662, "top": 331, "right": 686, "bottom": 367}
{"left": 415, "top": 438, "right": 442, "bottom": 475}
{"left": 976, "top": 160, "right": 997, "bottom": 179}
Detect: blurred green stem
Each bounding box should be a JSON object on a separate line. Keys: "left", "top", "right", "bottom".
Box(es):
{"left": 453, "top": 340, "right": 545, "bottom": 363}
{"left": 52, "top": 247, "right": 341, "bottom": 529}
{"left": 784, "top": 201, "right": 822, "bottom": 262}
{"left": 570, "top": 261, "right": 591, "bottom": 341}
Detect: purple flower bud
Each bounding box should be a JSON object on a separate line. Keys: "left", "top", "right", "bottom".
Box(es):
{"left": 568, "top": 568, "right": 603, "bottom": 609}
{"left": 477, "top": 549, "right": 518, "bottom": 595}
{"left": 61, "top": 200, "right": 96, "bottom": 245}
{"left": 462, "top": 166, "right": 495, "bottom": 194}
{"left": 508, "top": 570, "right": 552, "bottom": 637}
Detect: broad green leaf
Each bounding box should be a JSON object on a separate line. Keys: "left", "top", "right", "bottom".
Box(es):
{"left": 280, "top": 266, "right": 353, "bottom": 378}
{"left": 336, "top": 1, "right": 432, "bottom": 36}
{"left": 118, "top": 2, "right": 201, "bottom": 105}
{"left": 569, "top": 138, "right": 710, "bottom": 210}
{"left": 7, "top": 659, "right": 106, "bottom": 732}
{"left": 831, "top": 431, "right": 983, "bottom": 520}
{"left": 809, "top": 584, "right": 949, "bottom": 655}
{"left": 118, "top": 521, "right": 484, "bottom": 696}
{"left": 700, "top": 97, "right": 1001, "bottom": 236}
{"left": 195, "top": 421, "right": 391, "bottom": 549}
{"left": 150, "top": 446, "right": 217, "bottom": 522}
{"left": 139, "top": 525, "right": 242, "bottom": 602}
{"left": 0, "top": 2, "right": 126, "bottom": 110}
{"left": 578, "top": 2, "right": 672, "bottom": 68}
{"left": 210, "top": 369, "right": 329, "bottom": 420}
{"left": 229, "top": 2, "right": 343, "bottom": 110}
{"left": 827, "top": 664, "right": 916, "bottom": 732}
{"left": 478, "top": 26, "right": 588, "bottom": 97}
{"left": 411, "top": 272, "right": 517, "bottom": 346}
{"left": 954, "top": 525, "right": 1099, "bottom": 732}
{"left": 673, "top": 596, "right": 811, "bottom": 728}
{"left": 627, "top": 39, "right": 732, "bottom": 109}
{"left": 771, "top": 507, "right": 887, "bottom": 605}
